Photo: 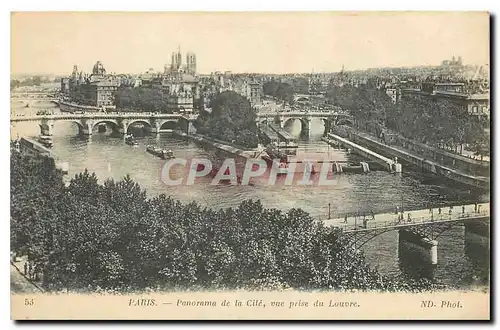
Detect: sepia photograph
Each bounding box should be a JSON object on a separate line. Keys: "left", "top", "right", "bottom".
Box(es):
{"left": 9, "top": 11, "right": 490, "bottom": 320}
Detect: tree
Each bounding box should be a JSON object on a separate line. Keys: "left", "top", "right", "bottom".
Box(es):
{"left": 114, "top": 87, "right": 170, "bottom": 113}
{"left": 194, "top": 91, "right": 260, "bottom": 148}
{"left": 10, "top": 79, "right": 20, "bottom": 91}
{"left": 263, "top": 81, "right": 294, "bottom": 105}
{"left": 11, "top": 149, "right": 443, "bottom": 293}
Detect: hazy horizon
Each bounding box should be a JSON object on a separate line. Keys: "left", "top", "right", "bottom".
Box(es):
{"left": 11, "top": 12, "right": 489, "bottom": 76}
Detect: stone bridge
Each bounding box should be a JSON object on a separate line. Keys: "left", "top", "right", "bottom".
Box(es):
{"left": 10, "top": 112, "right": 197, "bottom": 136}
{"left": 323, "top": 202, "right": 489, "bottom": 266}
{"left": 11, "top": 93, "right": 59, "bottom": 108}
{"left": 256, "top": 110, "right": 353, "bottom": 136}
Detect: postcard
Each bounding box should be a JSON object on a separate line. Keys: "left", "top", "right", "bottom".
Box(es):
{"left": 10, "top": 11, "right": 490, "bottom": 320}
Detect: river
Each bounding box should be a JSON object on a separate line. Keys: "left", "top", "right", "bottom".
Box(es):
{"left": 11, "top": 103, "right": 490, "bottom": 288}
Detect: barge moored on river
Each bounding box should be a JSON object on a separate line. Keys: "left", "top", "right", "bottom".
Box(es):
{"left": 125, "top": 134, "right": 138, "bottom": 146}
{"left": 146, "top": 146, "right": 175, "bottom": 160}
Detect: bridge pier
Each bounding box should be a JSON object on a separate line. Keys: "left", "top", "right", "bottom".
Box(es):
{"left": 274, "top": 115, "right": 284, "bottom": 128}
{"left": 39, "top": 119, "right": 54, "bottom": 136}
{"left": 116, "top": 120, "right": 128, "bottom": 135}
{"left": 301, "top": 116, "right": 311, "bottom": 138}
{"left": 187, "top": 122, "right": 197, "bottom": 134}
{"left": 464, "top": 219, "right": 490, "bottom": 283}
{"left": 464, "top": 219, "right": 489, "bottom": 254}
{"left": 398, "top": 229, "right": 438, "bottom": 266}
{"left": 145, "top": 120, "right": 161, "bottom": 134}
{"left": 323, "top": 119, "right": 332, "bottom": 136}
{"left": 80, "top": 120, "right": 93, "bottom": 136}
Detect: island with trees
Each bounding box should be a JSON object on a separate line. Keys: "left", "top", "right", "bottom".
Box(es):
{"left": 194, "top": 91, "right": 260, "bottom": 149}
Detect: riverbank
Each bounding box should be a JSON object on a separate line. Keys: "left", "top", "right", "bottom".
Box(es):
{"left": 335, "top": 127, "right": 489, "bottom": 191}
{"left": 17, "top": 137, "right": 69, "bottom": 176}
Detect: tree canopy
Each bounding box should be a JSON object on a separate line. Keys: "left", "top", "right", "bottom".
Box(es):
{"left": 114, "top": 86, "right": 170, "bottom": 113}
{"left": 194, "top": 91, "right": 260, "bottom": 148}
{"left": 263, "top": 81, "right": 294, "bottom": 105}
{"left": 11, "top": 150, "right": 442, "bottom": 292}
{"left": 327, "top": 84, "right": 490, "bottom": 156}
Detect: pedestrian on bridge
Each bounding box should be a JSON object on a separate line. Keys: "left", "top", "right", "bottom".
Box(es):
{"left": 449, "top": 207, "right": 453, "bottom": 217}
{"left": 438, "top": 207, "right": 442, "bottom": 215}
{"left": 462, "top": 205, "right": 465, "bottom": 214}
{"left": 478, "top": 204, "right": 482, "bottom": 213}
{"left": 429, "top": 207, "right": 432, "bottom": 214}
{"left": 407, "top": 213, "right": 412, "bottom": 222}
{"left": 344, "top": 214, "right": 348, "bottom": 223}
{"left": 474, "top": 203, "right": 478, "bottom": 213}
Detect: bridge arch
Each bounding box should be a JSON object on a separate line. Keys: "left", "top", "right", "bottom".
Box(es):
{"left": 295, "top": 97, "right": 310, "bottom": 102}
{"left": 336, "top": 117, "right": 354, "bottom": 127}
{"left": 158, "top": 119, "right": 180, "bottom": 131}
{"left": 67, "top": 120, "right": 85, "bottom": 135}
{"left": 159, "top": 117, "right": 190, "bottom": 132}
{"left": 283, "top": 117, "right": 307, "bottom": 131}
{"left": 31, "top": 100, "right": 59, "bottom": 108}
{"left": 92, "top": 120, "right": 120, "bottom": 133}
{"left": 11, "top": 100, "right": 28, "bottom": 109}
{"left": 127, "top": 119, "right": 153, "bottom": 133}
{"left": 345, "top": 221, "right": 468, "bottom": 249}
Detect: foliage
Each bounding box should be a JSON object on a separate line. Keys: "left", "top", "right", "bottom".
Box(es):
{"left": 263, "top": 81, "right": 294, "bottom": 105}
{"left": 327, "top": 85, "right": 490, "bottom": 155}
{"left": 11, "top": 80, "right": 21, "bottom": 91}
{"left": 11, "top": 151, "right": 442, "bottom": 292}
{"left": 194, "top": 91, "right": 260, "bottom": 148}
{"left": 114, "top": 86, "right": 170, "bottom": 113}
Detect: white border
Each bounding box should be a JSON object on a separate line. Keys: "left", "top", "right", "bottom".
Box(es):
{"left": 2, "top": 1, "right": 498, "bottom": 329}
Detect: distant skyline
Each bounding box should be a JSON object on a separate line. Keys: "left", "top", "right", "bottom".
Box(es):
{"left": 11, "top": 12, "right": 489, "bottom": 75}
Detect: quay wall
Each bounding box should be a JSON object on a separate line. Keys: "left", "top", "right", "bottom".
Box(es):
{"left": 390, "top": 134, "right": 489, "bottom": 177}
{"left": 18, "top": 137, "right": 69, "bottom": 176}
{"left": 340, "top": 128, "right": 489, "bottom": 190}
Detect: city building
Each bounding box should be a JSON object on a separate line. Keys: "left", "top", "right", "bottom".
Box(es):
{"left": 143, "top": 48, "right": 201, "bottom": 113}
{"left": 385, "top": 87, "right": 400, "bottom": 104}
{"left": 203, "top": 72, "right": 262, "bottom": 107}
{"left": 61, "top": 61, "right": 119, "bottom": 109}
{"left": 401, "top": 82, "right": 490, "bottom": 119}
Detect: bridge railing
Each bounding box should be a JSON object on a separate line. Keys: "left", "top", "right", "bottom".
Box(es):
{"left": 257, "top": 110, "right": 349, "bottom": 117}
{"left": 338, "top": 210, "right": 490, "bottom": 233}
{"left": 11, "top": 112, "right": 194, "bottom": 121}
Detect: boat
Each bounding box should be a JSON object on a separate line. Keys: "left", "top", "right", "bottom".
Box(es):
{"left": 146, "top": 146, "right": 175, "bottom": 160}
{"left": 263, "top": 144, "right": 288, "bottom": 164}
{"left": 38, "top": 135, "right": 53, "bottom": 148}
{"left": 332, "top": 161, "right": 370, "bottom": 174}
{"left": 125, "top": 134, "right": 138, "bottom": 146}
{"left": 163, "top": 149, "right": 175, "bottom": 160}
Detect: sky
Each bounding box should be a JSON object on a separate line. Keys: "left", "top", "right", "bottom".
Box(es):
{"left": 10, "top": 12, "right": 490, "bottom": 75}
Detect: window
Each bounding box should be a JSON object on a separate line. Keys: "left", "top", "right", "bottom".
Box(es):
{"left": 472, "top": 106, "right": 478, "bottom": 113}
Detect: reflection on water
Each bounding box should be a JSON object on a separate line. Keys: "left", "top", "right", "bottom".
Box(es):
{"left": 11, "top": 107, "right": 489, "bottom": 288}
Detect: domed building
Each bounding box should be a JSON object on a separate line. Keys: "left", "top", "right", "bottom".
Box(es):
{"left": 61, "top": 60, "right": 119, "bottom": 110}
